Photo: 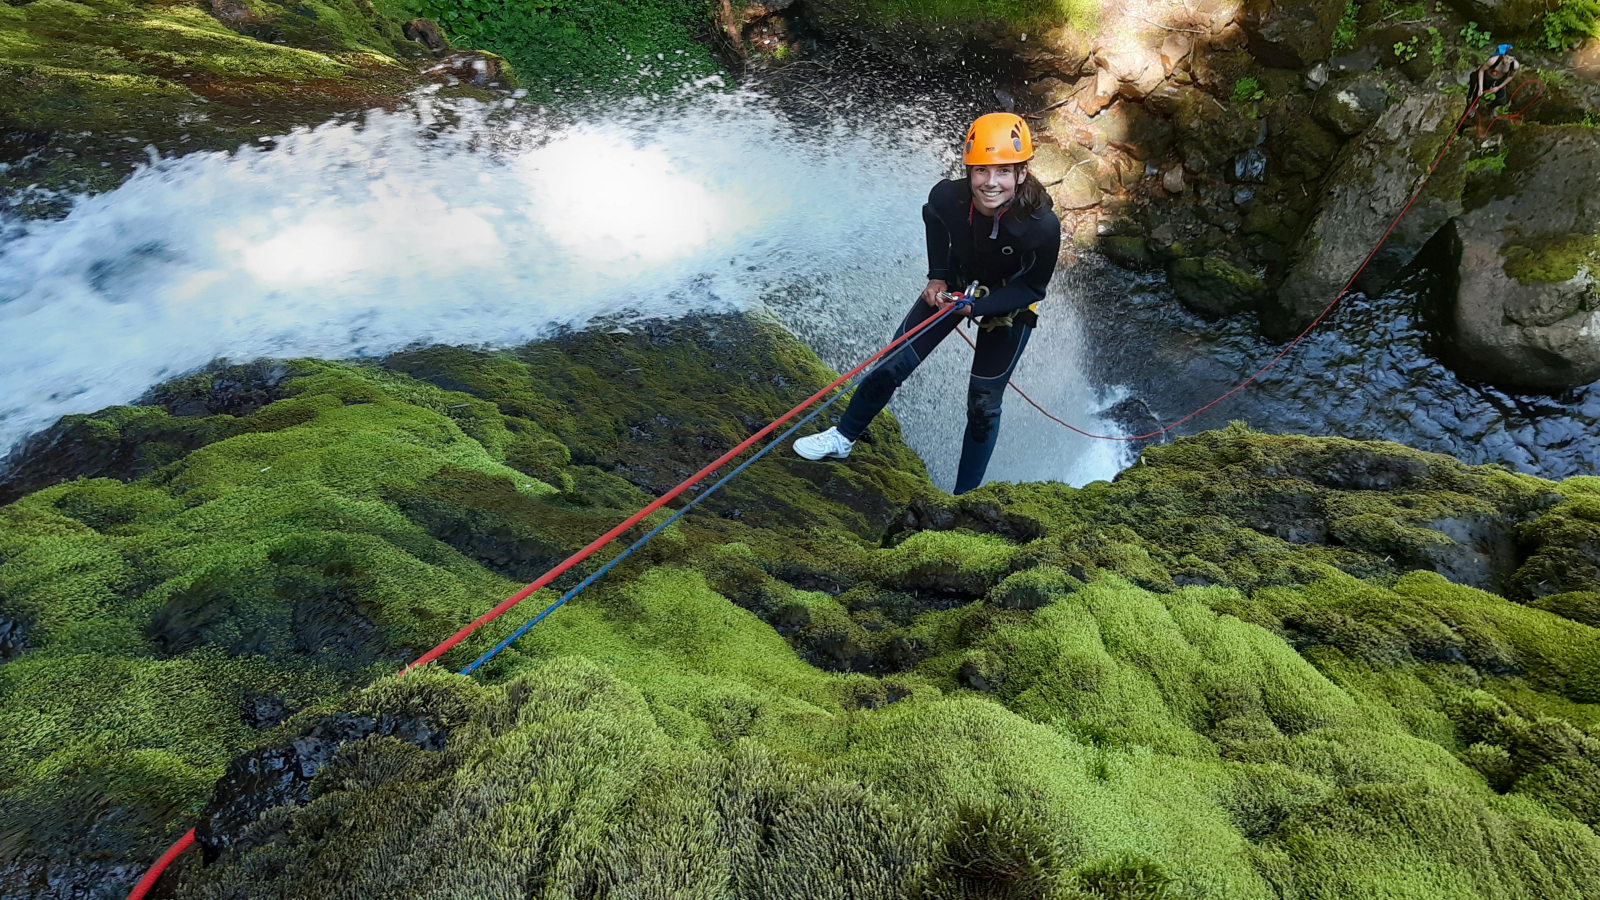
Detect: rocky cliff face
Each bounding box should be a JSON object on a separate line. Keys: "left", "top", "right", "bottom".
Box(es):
{"left": 1267, "top": 89, "right": 1469, "bottom": 340}
{"left": 2, "top": 313, "right": 1598, "bottom": 898}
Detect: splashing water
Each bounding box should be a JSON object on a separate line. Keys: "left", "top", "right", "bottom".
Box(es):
{"left": 0, "top": 86, "right": 1122, "bottom": 490}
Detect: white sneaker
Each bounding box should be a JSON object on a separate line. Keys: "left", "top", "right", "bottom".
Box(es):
{"left": 794, "top": 426, "right": 854, "bottom": 460}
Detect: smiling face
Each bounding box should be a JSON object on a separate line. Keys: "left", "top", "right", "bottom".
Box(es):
{"left": 970, "top": 164, "right": 1025, "bottom": 214}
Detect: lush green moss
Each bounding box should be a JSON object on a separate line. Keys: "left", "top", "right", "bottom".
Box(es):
{"left": 1502, "top": 232, "right": 1600, "bottom": 284}
{"left": 0, "top": 0, "right": 503, "bottom": 199}
{"left": 410, "top": 0, "right": 717, "bottom": 100}
{"left": 4, "top": 322, "right": 1600, "bottom": 895}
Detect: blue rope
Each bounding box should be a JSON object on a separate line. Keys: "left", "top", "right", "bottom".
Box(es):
{"left": 457, "top": 301, "right": 966, "bottom": 675}
{"left": 458, "top": 368, "right": 860, "bottom": 675}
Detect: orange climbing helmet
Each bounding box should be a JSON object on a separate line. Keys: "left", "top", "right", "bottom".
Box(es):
{"left": 963, "top": 112, "right": 1033, "bottom": 166}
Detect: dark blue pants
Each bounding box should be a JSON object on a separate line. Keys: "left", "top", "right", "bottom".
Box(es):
{"left": 837, "top": 299, "right": 1033, "bottom": 494}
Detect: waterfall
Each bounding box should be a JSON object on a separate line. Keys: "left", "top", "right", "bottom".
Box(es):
{"left": 0, "top": 84, "right": 1123, "bottom": 489}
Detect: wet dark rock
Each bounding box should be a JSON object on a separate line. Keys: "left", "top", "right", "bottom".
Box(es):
{"left": 1169, "top": 257, "right": 1269, "bottom": 319}
{"left": 1239, "top": 492, "right": 1329, "bottom": 545}
{"left": 0, "top": 614, "right": 27, "bottom": 663}
{"left": 1241, "top": 0, "right": 1344, "bottom": 69}
{"left": 1418, "top": 516, "right": 1519, "bottom": 595}
{"left": 142, "top": 361, "right": 293, "bottom": 419}
{"left": 242, "top": 694, "right": 296, "bottom": 730}
{"left": 1269, "top": 89, "right": 1467, "bottom": 340}
{"left": 0, "top": 857, "right": 146, "bottom": 900}
{"left": 1100, "top": 397, "right": 1165, "bottom": 458}
{"left": 1234, "top": 148, "right": 1269, "bottom": 183}
{"left": 0, "top": 413, "right": 214, "bottom": 507}
{"left": 197, "top": 711, "right": 448, "bottom": 863}
{"left": 893, "top": 497, "right": 1045, "bottom": 544}
{"left": 0, "top": 361, "right": 298, "bottom": 505}
{"left": 403, "top": 18, "right": 450, "bottom": 56}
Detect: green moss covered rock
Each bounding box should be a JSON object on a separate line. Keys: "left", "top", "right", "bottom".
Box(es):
{"left": 1438, "top": 123, "right": 1600, "bottom": 390}
{"left": 1168, "top": 256, "right": 1269, "bottom": 318}
{"left": 3, "top": 318, "right": 1599, "bottom": 897}
{"left": 0, "top": 0, "right": 509, "bottom": 204}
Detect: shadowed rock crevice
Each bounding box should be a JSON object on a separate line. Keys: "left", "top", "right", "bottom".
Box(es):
{"left": 196, "top": 710, "right": 451, "bottom": 864}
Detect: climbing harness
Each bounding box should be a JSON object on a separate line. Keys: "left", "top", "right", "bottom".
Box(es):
{"left": 123, "top": 298, "right": 972, "bottom": 900}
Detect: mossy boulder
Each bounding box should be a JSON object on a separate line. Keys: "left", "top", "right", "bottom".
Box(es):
{"left": 1099, "top": 234, "right": 1155, "bottom": 269}
{"left": 0, "top": 0, "right": 513, "bottom": 203}
{"left": 1168, "top": 256, "right": 1269, "bottom": 318}
{"left": 1432, "top": 124, "right": 1600, "bottom": 391}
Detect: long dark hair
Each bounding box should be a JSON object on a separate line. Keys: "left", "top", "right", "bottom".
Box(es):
{"left": 965, "top": 163, "right": 1049, "bottom": 219}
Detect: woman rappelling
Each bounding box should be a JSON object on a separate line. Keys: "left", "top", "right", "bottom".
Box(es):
{"left": 793, "top": 112, "right": 1062, "bottom": 494}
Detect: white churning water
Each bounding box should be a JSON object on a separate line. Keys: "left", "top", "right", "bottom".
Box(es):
{"left": 0, "top": 85, "right": 1123, "bottom": 490}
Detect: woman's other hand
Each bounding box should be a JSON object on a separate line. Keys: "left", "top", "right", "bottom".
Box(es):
{"left": 922, "top": 280, "right": 949, "bottom": 308}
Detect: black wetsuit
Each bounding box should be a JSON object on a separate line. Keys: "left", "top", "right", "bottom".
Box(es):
{"left": 836, "top": 177, "right": 1062, "bottom": 493}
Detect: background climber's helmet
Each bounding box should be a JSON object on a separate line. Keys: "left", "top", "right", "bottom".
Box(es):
{"left": 1498, "top": 43, "right": 1513, "bottom": 54}
{"left": 963, "top": 113, "right": 1034, "bottom": 166}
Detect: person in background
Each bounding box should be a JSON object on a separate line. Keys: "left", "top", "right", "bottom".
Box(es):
{"left": 1469, "top": 43, "right": 1519, "bottom": 110}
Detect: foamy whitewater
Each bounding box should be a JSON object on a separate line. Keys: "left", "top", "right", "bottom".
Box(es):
{"left": 0, "top": 85, "right": 1122, "bottom": 490}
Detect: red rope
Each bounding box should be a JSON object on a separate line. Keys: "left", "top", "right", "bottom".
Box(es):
{"left": 1475, "top": 79, "right": 1543, "bottom": 139}
{"left": 124, "top": 828, "right": 194, "bottom": 900}
{"left": 960, "top": 95, "right": 1487, "bottom": 442}
{"left": 400, "top": 302, "right": 957, "bottom": 673}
